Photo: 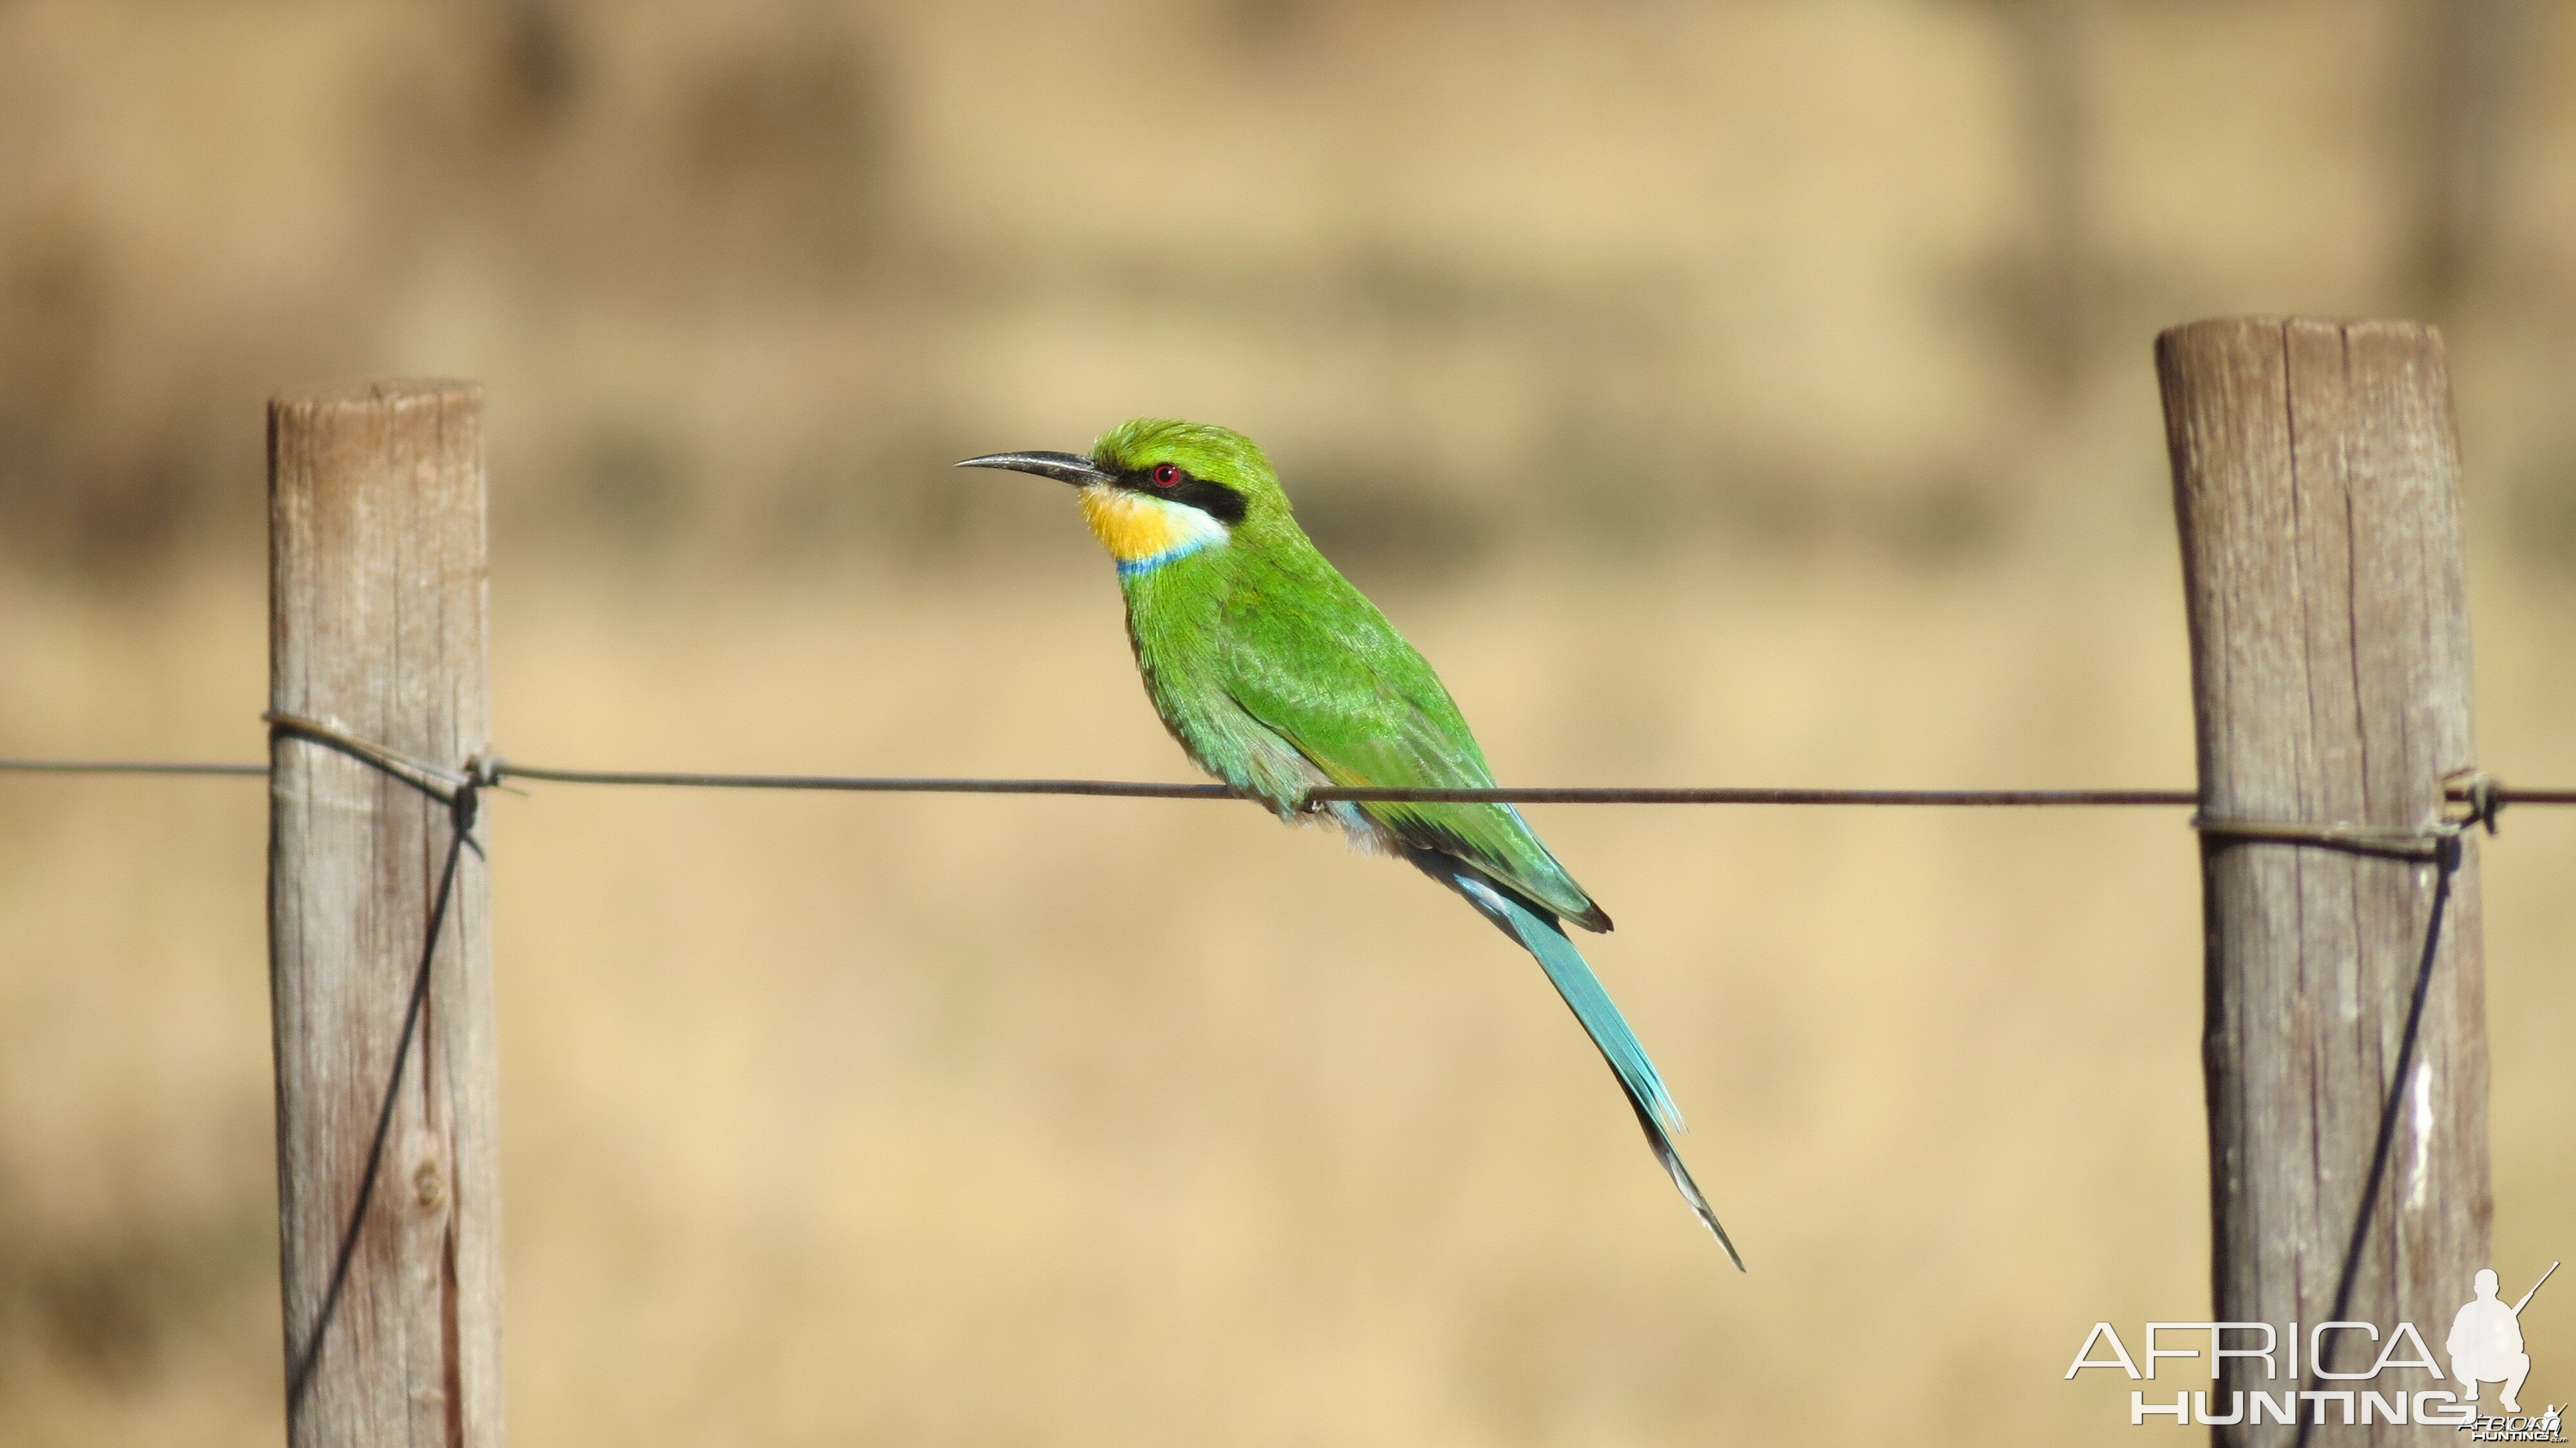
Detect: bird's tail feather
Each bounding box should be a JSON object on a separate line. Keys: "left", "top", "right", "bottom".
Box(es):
{"left": 1407, "top": 850, "right": 1744, "bottom": 1269}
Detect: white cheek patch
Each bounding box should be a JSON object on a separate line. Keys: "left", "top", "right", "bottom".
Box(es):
{"left": 1080, "top": 486, "right": 1231, "bottom": 576}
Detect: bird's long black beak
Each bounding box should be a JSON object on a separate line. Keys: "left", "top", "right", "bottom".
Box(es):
{"left": 953, "top": 450, "right": 1112, "bottom": 487}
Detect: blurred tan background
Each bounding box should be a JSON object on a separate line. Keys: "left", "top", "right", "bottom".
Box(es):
{"left": 4, "top": 1, "right": 2574, "bottom": 1443}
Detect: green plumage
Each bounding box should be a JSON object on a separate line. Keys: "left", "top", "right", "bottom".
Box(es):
{"left": 1095, "top": 419, "right": 1608, "bottom": 928}
{"left": 960, "top": 417, "right": 1738, "bottom": 1262}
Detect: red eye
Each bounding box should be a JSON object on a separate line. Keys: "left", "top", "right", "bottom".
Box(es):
{"left": 1150, "top": 462, "right": 1180, "bottom": 488}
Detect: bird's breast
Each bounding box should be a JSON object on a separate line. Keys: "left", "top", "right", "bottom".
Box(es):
{"left": 1079, "top": 486, "right": 1229, "bottom": 576}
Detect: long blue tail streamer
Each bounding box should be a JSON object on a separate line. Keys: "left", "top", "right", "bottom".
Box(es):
{"left": 1408, "top": 850, "right": 1744, "bottom": 1269}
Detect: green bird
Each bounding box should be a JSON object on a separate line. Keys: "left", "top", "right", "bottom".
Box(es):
{"left": 960, "top": 419, "right": 1739, "bottom": 1264}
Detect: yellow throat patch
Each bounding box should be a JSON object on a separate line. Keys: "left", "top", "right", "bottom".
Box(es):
{"left": 1079, "top": 484, "right": 1229, "bottom": 575}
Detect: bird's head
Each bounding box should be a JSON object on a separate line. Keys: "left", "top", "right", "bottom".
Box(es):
{"left": 956, "top": 419, "right": 1287, "bottom": 576}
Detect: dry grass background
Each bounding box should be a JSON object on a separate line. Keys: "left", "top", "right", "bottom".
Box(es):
{"left": 3, "top": 2, "right": 2575, "bottom": 1444}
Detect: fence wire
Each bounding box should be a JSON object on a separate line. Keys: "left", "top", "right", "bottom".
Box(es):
{"left": 9, "top": 725, "right": 2555, "bottom": 1310}
{"left": 5, "top": 754, "right": 2572, "bottom": 809}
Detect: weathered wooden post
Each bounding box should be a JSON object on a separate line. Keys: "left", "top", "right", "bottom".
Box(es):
{"left": 2161, "top": 319, "right": 2490, "bottom": 1444}
{"left": 269, "top": 381, "right": 504, "bottom": 1447}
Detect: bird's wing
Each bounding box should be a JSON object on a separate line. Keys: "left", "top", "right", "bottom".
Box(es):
{"left": 1217, "top": 569, "right": 1609, "bottom": 930}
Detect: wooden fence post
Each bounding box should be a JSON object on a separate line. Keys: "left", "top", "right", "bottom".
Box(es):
{"left": 2160, "top": 319, "right": 2490, "bottom": 1443}
{"left": 269, "top": 381, "right": 504, "bottom": 1447}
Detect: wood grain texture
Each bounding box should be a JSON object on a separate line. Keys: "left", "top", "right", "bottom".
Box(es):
{"left": 269, "top": 380, "right": 502, "bottom": 1448}
{"left": 2161, "top": 319, "right": 2490, "bottom": 1445}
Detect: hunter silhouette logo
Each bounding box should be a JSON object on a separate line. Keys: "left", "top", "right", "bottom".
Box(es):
{"left": 2067, "top": 1261, "right": 2561, "bottom": 1431}
{"left": 2453, "top": 1263, "right": 2556, "bottom": 1414}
